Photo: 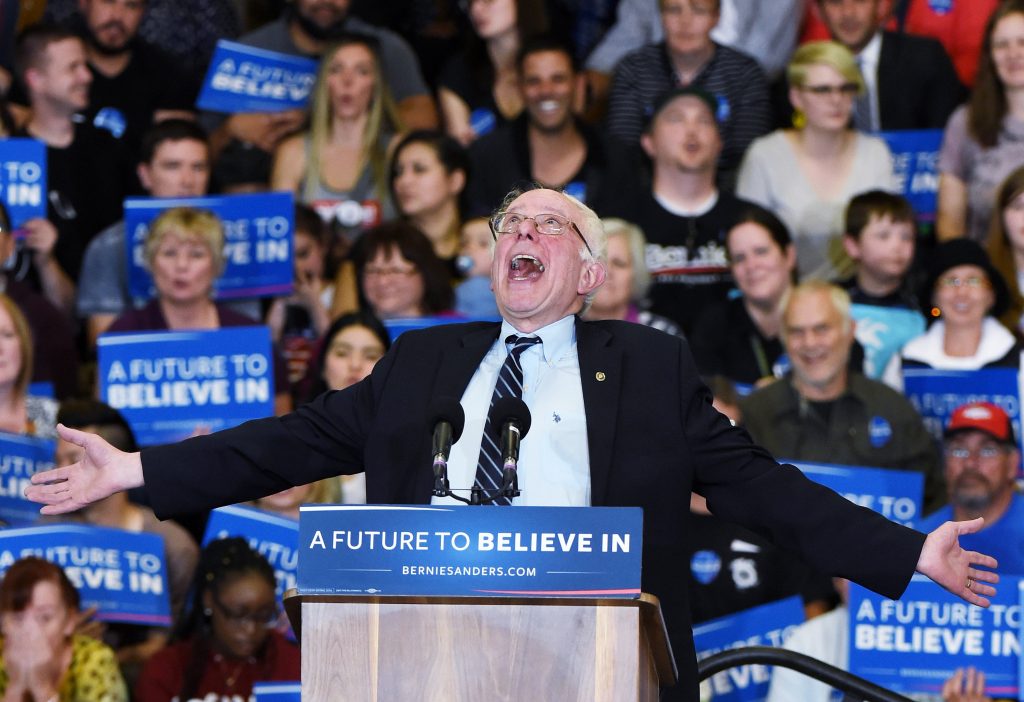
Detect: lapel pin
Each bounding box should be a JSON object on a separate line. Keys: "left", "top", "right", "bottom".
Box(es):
{"left": 595, "top": 372, "right": 606, "bottom": 382}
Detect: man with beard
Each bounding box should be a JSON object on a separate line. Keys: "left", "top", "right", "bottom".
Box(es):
{"left": 465, "top": 36, "right": 636, "bottom": 216}
{"left": 73, "top": 0, "right": 196, "bottom": 162}
{"left": 209, "top": 0, "right": 436, "bottom": 186}
{"left": 918, "top": 402, "right": 1024, "bottom": 573}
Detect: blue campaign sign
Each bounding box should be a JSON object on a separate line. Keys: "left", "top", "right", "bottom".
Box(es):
{"left": 0, "top": 138, "right": 47, "bottom": 227}
{"left": 98, "top": 327, "right": 275, "bottom": 446}
{"left": 850, "top": 304, "right": 926, "bottom": 380}
{"left": 693, "top": 596, "right": 804, "bottom": 702}
{"left": 196, "top": 40, "right": 318, "bottom": 113}
{"left": 849, "top": 575, "right": 1021, "bottom": 697}
{"left": 298, "top": 505, "right": 643, "bottom": 598}
{"left": 903, "top": 368, "right": 1022, "bottom": 455}
{"left": 383, "top": 315, "right": 493, "bottom": 342}
{"left": 877, "top": 129, "right": 943, "bottom": 220}
{"left": 0, "top": 433, "right": 54, "bottom": 526}
{"left": 124, "top": 192, "right": 294, "bottom": 301}
{"left": 787, "top": 460, "right": 923, "bottom": 528}
{"left": 202, "top": 505, "right": 299, "bottom": 600}
{"left": 0, "top": 525, "right": 171, "bottom": 626}
{"left": 253, "top": 682, "right": 301, "bottom": 701}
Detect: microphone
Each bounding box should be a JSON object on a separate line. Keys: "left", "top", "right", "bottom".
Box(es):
{"left": 428, "top": 397, "right": 465, "bottom": 497}
{"left": 489, "top": 397, "right": 532, "bottom": 499}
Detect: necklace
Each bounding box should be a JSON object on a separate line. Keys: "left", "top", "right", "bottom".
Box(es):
{"left": 215, "top": 653, "right": 252, "bottom": 690}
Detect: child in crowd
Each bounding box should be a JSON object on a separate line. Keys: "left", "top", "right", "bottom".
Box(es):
{"left": 454, "top": 217, "right": 499, "bottom": 319}
{"left": 839, "top": 191, "right": 926, "bottom": 378}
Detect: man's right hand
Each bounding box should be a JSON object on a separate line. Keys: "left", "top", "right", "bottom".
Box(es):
{"left": 26, "top": 425, "right": 144, "bottom": 515}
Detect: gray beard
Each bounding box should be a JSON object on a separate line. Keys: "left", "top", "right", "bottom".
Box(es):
{"left": 952, "top": 491, "right": 993, "bottom": 516}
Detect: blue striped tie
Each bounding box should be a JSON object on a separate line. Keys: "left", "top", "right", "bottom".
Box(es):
{"left": 474, "top": 335, "right": 542, "bottom": 505}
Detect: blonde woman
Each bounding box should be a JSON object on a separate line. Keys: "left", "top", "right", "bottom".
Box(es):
{"left": 0, "top": 294, "right": 56, "bottom": 439}
{"left": 737, "top": 41, "right": 897, "bottom": 281}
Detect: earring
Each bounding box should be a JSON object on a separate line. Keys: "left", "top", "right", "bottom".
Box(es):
{"left": 204, "top": 608, "right": 212, "bottom": 617}
{"left": 792, "top": 109, "right": 806, "bottom": 130}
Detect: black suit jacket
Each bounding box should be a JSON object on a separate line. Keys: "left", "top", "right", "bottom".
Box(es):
{"left": 143, "top": 319, "right": 925, "bottom": 701}
{"left": 876, "top": 31, "right": 964, "bottom": 130}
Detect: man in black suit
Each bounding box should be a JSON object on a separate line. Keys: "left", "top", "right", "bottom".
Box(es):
{"left": 815, "top": 0, "right": 964, "bottom": 131}
{"left": 30, "top": 187, "right": 997, "bottom": 702}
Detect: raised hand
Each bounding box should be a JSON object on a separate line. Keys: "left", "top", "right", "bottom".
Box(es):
{"left": 916, "top": 519, "right": 998, "bottom": 607}
{"left": 942, "top": 667, "right": 991, "bottom": 702}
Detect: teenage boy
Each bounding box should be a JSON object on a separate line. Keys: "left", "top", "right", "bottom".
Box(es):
{"left": 840, "top": 190, "right": 925, "bottom": 378}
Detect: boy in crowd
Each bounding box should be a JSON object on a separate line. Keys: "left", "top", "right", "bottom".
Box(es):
{"left": 840, "top": 190, "right": 926, "bottom": 378}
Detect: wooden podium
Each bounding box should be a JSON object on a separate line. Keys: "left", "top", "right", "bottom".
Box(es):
{"left": 284, "top": 591, "right": 677, "bottom": 701}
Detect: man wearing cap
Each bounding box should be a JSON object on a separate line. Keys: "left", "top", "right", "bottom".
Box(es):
{"left": 919, "top": 402, "right": 1024, "bottom": 573}
{"left": 605, "top": 86, "right": 754, "bottom": 336}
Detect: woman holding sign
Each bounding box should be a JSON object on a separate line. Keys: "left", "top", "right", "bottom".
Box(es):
{"left": 0, "top": 294, "right": 57, "bottom": 439}
{"left": 106, "top": 208, "right": 292, "bottom": 415}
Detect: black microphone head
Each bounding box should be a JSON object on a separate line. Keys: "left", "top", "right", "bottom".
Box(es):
{"left": 490, "top": 397, "right": 531, "bottom": 439}
{"left": 427, "top": 397, "right": 466, "bottom": 443}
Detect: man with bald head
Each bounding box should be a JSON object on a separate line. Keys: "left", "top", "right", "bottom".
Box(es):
{"left": 29, "top": 188, "right": 999, "bottom": 702}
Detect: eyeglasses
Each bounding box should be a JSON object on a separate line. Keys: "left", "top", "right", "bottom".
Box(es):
{"left": 800, "top": 83, "right": 859, "bottom": 97}
{"left": 489, "top": 212, "right": 594, "bottom": 257}
{"left": 211, "top": 595, "right": 279, "bottom": 628}
{"left": 944, "top": 444, "right": 1006, "bottom": 461}
{"left": 363, "top": 266, "right": 419, "bottom": 279}
{"left": 938, "top": 275, "right": 989, "bottom": 289}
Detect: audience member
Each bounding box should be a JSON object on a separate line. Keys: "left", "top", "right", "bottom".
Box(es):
{"left": 605, "top": 87, "right": 748, "bottom": 337}
{"left": 0, "top": 294, "right": 57, "bottom": 439}
{"left": 605, "top": 0, "right": 771, "bottom": 187}
{"left": 391, "top": 130, "right": 469, "bottom": 270}
{"left": 437, "top": 0, "right": 548, "bottom": 145}
{"left": 13, "top": 24, "right": 134, "bottom": 282}
{"left": 840, "top": 190, "right": 925, "bottom": 379}
{"left": 52, "top": 399, "right": 199, "bottom": 683}
{"left": 135, "top": 538, "right": 300, "bottom": 702}
{"left": 937, "top": 1, "right": 1024, "bottom": 243}
{"left": 690, "top": 204, "right": 797, "bottom": 389}
{"left": 737, "top": 41, "right": 897, "bottom": 281}
{"left": 453, "top": 217, "right": 499, "bottom": 319}
{"left": 353, "top": 221, "right": 455, "bottom": 320}
{"left": 740, "top": 280, "right": 944, "bottom": 513}
{"left": 105, "top": 207, "right": 292, "bottom": 415}
{"left": 988, "top": 165, "right": 1024, "bottom": 333}
{"left": 465, "top": 35, "right": 635, "bottom": 216}
{"left": 808, "top": 0, "right": 963, "bottom": 132}
{"left": 581, "top": 218, "right": 682, "bottom": 337}
{"left": 0, "top": 557, "right": 127, "bottom": 701}
{"left": 271, "top": 35, "right": 403, "bottom": 256}
{"left": 72, "top": 0, "right": 197, "bottom": 161}
{"left": 77, "top": 118, "right": 211, "bottom": 346}
{"left": 883, "top": 239, "right": 1021, "bottom": 391}
{"left": 901, "top": 0, "right": 998, "bottom": 88}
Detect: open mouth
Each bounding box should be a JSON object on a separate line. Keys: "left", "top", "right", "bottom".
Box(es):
{"left": 510, "top": 254, "right": 545, "bottom": 281}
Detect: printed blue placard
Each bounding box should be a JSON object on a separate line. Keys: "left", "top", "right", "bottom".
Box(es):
{"left": 298, "top": 505, "right": 643, "bottom": 598}
{"left": 0, "top": 525, "right": 171, "bottom": 626}
{"left": 787, "top": 460, "right": 924, "bottom": 528}
{"left": 903, "top": 367, "right": 1022, "bottom": 457}
{"left": 203, "top": 505, "right": 299, "bottom": 600}
{"left": 693, "top": 596, "right": 804, "bottom": 702}
{"left": 124, "top": 192, "right": 294, "bottom": 301}
{"left": 0, "top": 138, "right": 47, "bottom": 227}
{"left": 196, "top": 40, "right": 318, "bottom": 113}
{"left": 97, "top": 327, "right": 275, "bottom": 446}
{"left": 0, "top": 433, "right": 54, "bottom": 526}
{"left": 253, "top": 682, "right": 301, "bottom": 701}
{"left": 850, "top": 304, "right": 926, "bottom": 379}
{"left": 877, "top": 129, "right": 943, "bottom": 220}
{"left": 849, "top": 575, "right": 1021, "bottom": 697}
{"left": 383, "top": 315, "right": 493, "bottom": 342}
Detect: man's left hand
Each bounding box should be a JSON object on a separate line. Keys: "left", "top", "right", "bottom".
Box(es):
{"left": 916, "top": 518, "right": 998, "bottom": 607}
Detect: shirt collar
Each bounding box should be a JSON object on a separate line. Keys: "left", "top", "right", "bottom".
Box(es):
{"left": 500, "top": 315, "right": 576, "bottom": 365}
{"left": 858, "top": 32, "right": 883, "bottom": 67}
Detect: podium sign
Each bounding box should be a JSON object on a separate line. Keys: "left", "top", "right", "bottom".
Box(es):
{"left": 298, "top": 505, "right": 643, "bottom": 598}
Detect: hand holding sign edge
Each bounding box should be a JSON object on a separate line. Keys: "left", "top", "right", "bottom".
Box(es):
{"left": 916, "top": 518, "right": 998, "bottom": 607}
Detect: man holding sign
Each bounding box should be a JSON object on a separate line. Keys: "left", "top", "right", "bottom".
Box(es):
{"left": 28, "top": 187, "right": 999, "bottom": 702}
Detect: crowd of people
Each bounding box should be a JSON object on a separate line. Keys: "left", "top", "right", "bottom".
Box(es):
{"left": 0, "top": 0, "right": 1022, "bottom": 699}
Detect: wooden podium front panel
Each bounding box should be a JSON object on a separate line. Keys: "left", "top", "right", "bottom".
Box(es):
{"left": 301, "top": 599, "right": 660, "bottom": 701}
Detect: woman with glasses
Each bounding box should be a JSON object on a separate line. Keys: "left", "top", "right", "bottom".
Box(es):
{"left": 882, "top": 239, "right": 1022, "bottom": 391}
{"left": 937, "top": 1, "right": 1024, "bottom": 243}
{"left": 135, "top": 537, "right": 299, "bottom": 702}
{"left": 737, "top": 41, "right": 897, "bottom": 281}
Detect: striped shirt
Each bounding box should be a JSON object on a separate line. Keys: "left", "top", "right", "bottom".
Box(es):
{"left": 605, "top": 42, "right": 772, "bottom": 186}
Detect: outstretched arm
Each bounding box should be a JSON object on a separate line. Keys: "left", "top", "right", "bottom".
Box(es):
{"left": 916, "top": 518, "right": 998, "bottom": 607}
{"left": 25, "top": 424, "right": 143, "bottom": 515}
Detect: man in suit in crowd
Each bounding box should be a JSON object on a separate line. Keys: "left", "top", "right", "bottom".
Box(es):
{"left": 29, "top": 187, "right": 997, "bottom": 702}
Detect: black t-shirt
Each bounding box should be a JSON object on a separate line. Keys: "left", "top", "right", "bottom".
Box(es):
{"left": 605, "top": 188, "right": 747, "bottom": 337}
{"left": 691, "top": 297, "right": 784, "bottom": 387}
{"left": 437, "top": 52, "right": 511, "bottom": 137}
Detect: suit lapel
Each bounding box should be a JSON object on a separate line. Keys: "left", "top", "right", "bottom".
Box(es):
{"left": 876, "top": 32, "right": 896, "bottom": 125}
{"left": 575, "top": 319, "right": 622, "bottom": 506}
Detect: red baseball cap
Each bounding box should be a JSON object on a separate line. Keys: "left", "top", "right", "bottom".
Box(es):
{"left": 945, "top": 402, "right": 1016, "bottom": 444}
